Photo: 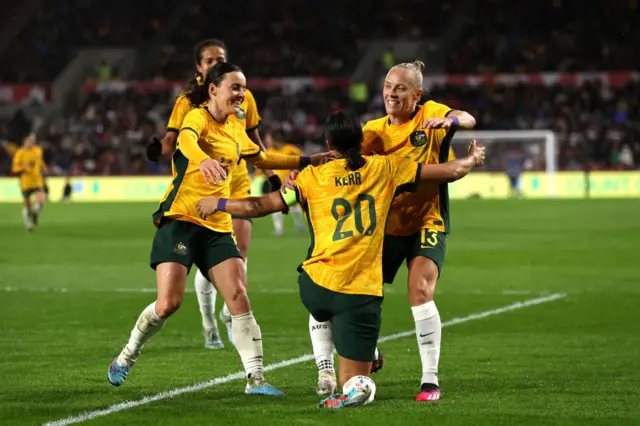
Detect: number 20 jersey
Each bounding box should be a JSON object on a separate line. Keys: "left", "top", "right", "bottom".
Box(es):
{"left": 295, "top": 155, "right": 420, "bottom": 297}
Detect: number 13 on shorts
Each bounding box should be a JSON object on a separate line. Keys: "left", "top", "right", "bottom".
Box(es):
{"left": 420, "top": 229, "right": 439, "bottom": 248}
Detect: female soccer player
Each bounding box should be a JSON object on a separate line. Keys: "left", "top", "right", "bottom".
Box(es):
{"left": 11, "top": 132, "right": 46, "bottom": 232}
{"left": 195, "top": 110, "right": 485, "bottom": 408}
{"left": 288, "top": 61, "right": 477, "bottom": 401}
{"left": 147, "top": 39, "right": 281, "bottom": 349}
{"left": 108, "top": 62, "right": 331, "bottom": 395}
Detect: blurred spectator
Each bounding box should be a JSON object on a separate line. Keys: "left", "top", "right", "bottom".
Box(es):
{"left": 1, "top": 78, "right": 636, "bottom": 177}
{"left": 447, "top": 0, "right": 640, "bottom": 73}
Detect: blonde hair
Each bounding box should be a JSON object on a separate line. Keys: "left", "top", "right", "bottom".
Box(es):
{"left": 389, "top": 60, "right": 425, "bottom": 90}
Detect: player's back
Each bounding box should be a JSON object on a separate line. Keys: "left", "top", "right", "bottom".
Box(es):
{"left": 13, "top": 146, "right": 44, "bottom": 189}
{"left": 295, "top": 154, "right": 419, "bottom": 297}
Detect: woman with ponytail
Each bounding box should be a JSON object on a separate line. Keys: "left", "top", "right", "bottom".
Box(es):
{"left": 107, "top": 62, "right": 332, "bottom": 396}
{"left": 146, "top": 38, "right": 283, "bottom": 350}
{"left": 296, "top": 59, "right": 478, "bottom": 403}
{"left": 194, "top": 109, "right": 485, "bottom": 409}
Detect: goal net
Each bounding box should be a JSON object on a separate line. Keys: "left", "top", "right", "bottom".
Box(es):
{"left": 450, "top": 130, "right": 557, "bottom": 198}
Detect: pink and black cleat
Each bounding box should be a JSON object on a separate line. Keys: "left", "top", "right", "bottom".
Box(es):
{"left": 370, "top": 348, "right": 384, "bottom": 374}
{"left": 415, "top": 383, "right": 440, "bottom": 402}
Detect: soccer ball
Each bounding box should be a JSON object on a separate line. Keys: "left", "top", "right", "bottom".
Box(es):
{"left": 342, "top": 375, "right": 377, "bottom": 406}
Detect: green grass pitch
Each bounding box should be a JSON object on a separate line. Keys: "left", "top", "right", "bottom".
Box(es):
{"left": 1, "top": 199, "right": 639, "bottom": 425}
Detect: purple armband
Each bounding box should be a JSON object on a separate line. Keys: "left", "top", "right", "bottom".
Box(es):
{"left": 217, "top": 198, "right": 228, "bottom": 212}
{"left": 449, "top": 116, "right": 460, "bottom": 129}
{"left": 300, "top": 156, "right": 311, "bottom": 167}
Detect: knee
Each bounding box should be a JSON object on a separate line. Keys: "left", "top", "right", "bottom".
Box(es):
{"left": 408, "top": 273, "right": 438, "bottom": 305}
{"left": 155, "top": 295, "right": 183, "bottom": 318}
{"left": 226, "top": 281, "right": 250, "bottom": 315}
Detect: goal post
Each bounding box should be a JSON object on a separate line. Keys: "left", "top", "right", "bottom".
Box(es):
{"left": 452, "top": 130, "right": 557, "bottom": 197}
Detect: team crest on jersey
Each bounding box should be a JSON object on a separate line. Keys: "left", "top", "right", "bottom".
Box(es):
{"left": 235, "top": 108, "right": 246, "bottom": 120}
{"left": 174, "top": 242, "right": 188, "bottom": 256}
{"left": 410, "top": 130, "right": 427, "bottom": 147}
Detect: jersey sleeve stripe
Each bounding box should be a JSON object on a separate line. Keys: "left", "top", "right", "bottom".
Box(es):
{"left": 444, "top": 110, "right": 455, "bottom": 117}
{"left": 245, "top": 120, "right": 262, "bottom": 133}
{"left": 414, "top": 163, "right": 422, "bottom": 184}
{"left": 179, "top": 127, "right": 199, "bottom": 138}
{"left": 166, "top": 127, "right": 179, "bottom": 134}
{"left": 294, "top": 187, "right": 302, "bottom": 206}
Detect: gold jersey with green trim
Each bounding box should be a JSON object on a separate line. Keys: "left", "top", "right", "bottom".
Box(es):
{"left": 12, "top": 146, "right": 46, "bottom": 190}
{"left": 154, "top": 107, "right": 260, "bottom": 233}
{"left": 291, "top": 155, "right": 421, "bottom": 297}
{"left": 362, "top": 100, "right": 455, "bottom": 235}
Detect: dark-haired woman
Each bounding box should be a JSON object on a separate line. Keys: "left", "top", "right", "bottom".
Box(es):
{"left": 108, "top": 62, "right": 331, "bottom": 395}
{"left": 149, "top": 39, "right": 281, "bottom": 350}
{"left": 194, "top": 109, "right": 485, "bottom": 408}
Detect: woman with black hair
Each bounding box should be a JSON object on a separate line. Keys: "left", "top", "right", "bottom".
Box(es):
{"left": 147, "top": 38, "right": 282, "bottom": 350}
{"left": 194, "top": 109, "right": 485, "bottom": 408}
{"left": 108, "top": 62, "right": 332, "bottom": 395}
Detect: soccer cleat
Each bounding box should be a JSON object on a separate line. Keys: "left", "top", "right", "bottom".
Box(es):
{"left": 204, "top": 327, "right": 224, "bottom": 349}
{"left": 371, "top": 348, "right": 384, "bottom": 374}
{"left": 107, "top": 357, "right": 133, "bottom": 387}
{"left": 316, "top": 370, "right": 337, "bottom": 396}
{"left": 245, "top": 373, "right": 285, "bottom": 396}
{"left": 318, "top": 393, "right": 352, "bottom": 408}
{"left": 319, "top": 375, "right": 375, "bottom": 408}
{"left": 415, "top": 383, "right": 441, "bottom": 402}
{"left": 219, "top": 310, "right": 233, "bottom": 344}
{"left": 318, "top": 388, "right": 368, "bottom": 409}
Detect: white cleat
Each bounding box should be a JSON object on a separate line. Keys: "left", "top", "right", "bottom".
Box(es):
{"left": 245, "top": 373, "right": 285, "bottom": 396}
{"left": 204, "top": 327, "right": 224, "bottom": 349}
{"left": 316, "top": 370, "right": 337, "bottom": 396}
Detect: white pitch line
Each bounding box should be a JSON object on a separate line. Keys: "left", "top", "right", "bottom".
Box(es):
{"left": 43, "top": 293, "right": 566, "bottom": 426}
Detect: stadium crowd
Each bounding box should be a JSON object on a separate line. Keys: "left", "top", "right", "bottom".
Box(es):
{"left": 2, "top": 78, "right": 638, "bottom": 177}
{"left": 447, "top": 1, "right": 640, "bottom": 74}
{"left": 3, "top": 0, "right": 638, "bottom": 82}
{"left": 1, "top": 0, "right": 638, "bottom": 176}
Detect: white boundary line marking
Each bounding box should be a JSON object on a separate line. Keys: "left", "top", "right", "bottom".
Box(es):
{"left": 43, "top": 293, "right": 566, "bottom": 426}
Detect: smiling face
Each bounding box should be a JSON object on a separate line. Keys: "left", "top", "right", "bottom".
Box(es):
{"left": 209, "top": 71, "right": 246, "bottom": 117}
{"left": 383, "top": 67, "right": 423, "bottom": 117}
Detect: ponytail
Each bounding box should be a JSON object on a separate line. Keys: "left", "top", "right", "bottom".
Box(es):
{"left": 346, "top": 148, "right": 366, "bottom": 171}
{"left": 184, "top": 74, "right": 206, "bottom": 108}
{"left": 184, "top": 62, "right": 243, "bottom": 109}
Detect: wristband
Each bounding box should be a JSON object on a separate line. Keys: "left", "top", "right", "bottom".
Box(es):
{"left": 449, "top": 116, "right": 460, "bottom": 129}
{"left": 300, "top": 156, "right": 311, "bottom": 167}
{"left": 217, "top": 198, "right": 228, "bottom": 212}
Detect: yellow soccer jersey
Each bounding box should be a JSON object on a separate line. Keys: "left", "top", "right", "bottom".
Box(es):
{"left": 12, "top": 146, "right": 45, "bottom": 190}
{"left": 268, "top": 144, "right": 304, "bottom": 181}
{"left": 362, "top": 100, "right": 455, "bottom": 235}
{"left": 154, "top": 107, "right": 259, "bottom": 233}
{"left": 448, "top": 146, "right": 456, "bottom": 161}
{"left": 295, "top": 155, "right": 421, "bottom": 297}
{"left": 166, "top": 93, "right": 192, "bottom": 133}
